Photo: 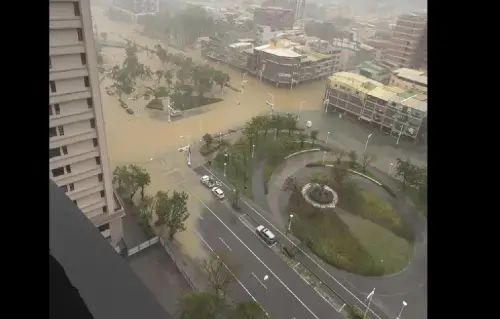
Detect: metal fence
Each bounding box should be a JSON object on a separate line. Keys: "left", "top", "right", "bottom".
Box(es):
{"left": 126, "top": 236, "right": 160, "bottom": 257}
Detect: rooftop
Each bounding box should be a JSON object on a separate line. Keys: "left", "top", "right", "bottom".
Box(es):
{"left": 329, "top": 72, "right": 383, "bottom": 94}
{"left": 392, "top": 68, "right": 428, "bottom": 86}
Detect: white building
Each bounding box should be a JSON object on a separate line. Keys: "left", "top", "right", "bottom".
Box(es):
{"left": 50, "top": 0, "right": 124, "bottom": 245}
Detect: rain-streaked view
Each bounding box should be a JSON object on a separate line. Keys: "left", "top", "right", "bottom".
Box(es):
{"left": 49, "top": 0, "right": 427, "bottom": 318}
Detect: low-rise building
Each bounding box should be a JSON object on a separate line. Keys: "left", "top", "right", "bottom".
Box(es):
{"left": 253, "top": 6, "right": 295, "bottom": 30}
{"left": 325, "top": 72, "right": 427, "bottom": 143}
{"left": 356, "top": 61, "right": 392, "bottom": 84}
{"left": 390, "top": 68, "right": 427, "bottom": 93}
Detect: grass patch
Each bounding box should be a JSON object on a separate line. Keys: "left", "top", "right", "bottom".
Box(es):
{"left": 336, "top": 184, "right": 413, "bottom": 242}
{"left": 405, "top": 185, "right": 427, "bottom": 217}
{"left": 337, "top": 211, "right": 412, "bottom": 275}
{"left": 306, "top": 160, "right": 376, "bottom": 179}
{"left": 288, "top": 192, "right": 384, "bottom": 276}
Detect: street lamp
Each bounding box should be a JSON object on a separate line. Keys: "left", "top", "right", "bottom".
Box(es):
{"left": 287, "top": 214, "right": 293, "bottom": 234}
{"left": 396, "top": 301, "right": 407, "bottom": 319}
{"left": 224, "top": 163, "right": 227, "bottom": 177}
{"left": 266, "top": 93, "right": 274, "bottom": 115}
{"left": 389, "top": 162, "right": 394, "bottom": 175}
{"left": 180, "top": 135, "right": 191, "bottom": 166}
{"left": 363, "top": 288, "right": 376, "bottom": 319}
{"left": 298, "top": 100, "right": 305, "bottom": 120}
{"left": 326, "top": 131, "right": 330, "bottom": 144}
{"left": 167, "top": 97, "right": 171, "bottom": 123}
{"left": 363, "top": 133, "right": 373, "bottom": 156}
{"left": 252, "top": 144, "right": 255, "bottom": 158}
{"left": 323, "top": 97, "right": 330, "bottom": 113}
{"left": 322, "top": 151, "right": 327, "bottom": 164}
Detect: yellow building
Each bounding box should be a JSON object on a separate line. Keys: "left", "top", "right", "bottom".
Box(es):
{"left": 390, "top": 68, "right": 427, "bottom": 93}
{"left": 325, "top": 72, "right": 427, "bottom": 143}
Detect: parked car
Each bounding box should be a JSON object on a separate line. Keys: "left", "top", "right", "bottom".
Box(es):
{"left": 200, "top": 175, "right": 216, "bottom": 188}
{"left": 212, "top": 187, "right": 225, "bottom": 200}
{"left": 256, "top": 225, "right": 276, "bottom": 245}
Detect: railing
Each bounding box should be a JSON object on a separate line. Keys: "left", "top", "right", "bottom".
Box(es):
{"left": 126, "top": 236, "right": 160, "bottom": 257}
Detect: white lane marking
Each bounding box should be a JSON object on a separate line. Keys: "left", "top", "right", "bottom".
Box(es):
{"left": 199, "top": 215, "right": 204, "bottom": 220}
{"left": 251, "top": 272, "right": 268, "bottom": 290}
{"left": 201, "top": 165, "right": 381, "bottom": 319}
{"left": 219, "top": 237, "right": 232, "bottom": 251}
{"left": 293, "top": 263, "right": 300, "bottom": 270}
{"left": 185, "top": 184, "right": 319, "bottom": 319}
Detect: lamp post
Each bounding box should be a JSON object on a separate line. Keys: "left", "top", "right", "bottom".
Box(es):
{"left": 326, "top": 131, "right": 330, "bottom": 144}
{"left": 287, "top": 214, "right": 293, "bottom": 234}
{"left": 396, "top": 301, "right": 407, "bottom": 319}
{"left": 266, "top": 93, "right": 274, "bottom": 116}
{"left": 363, "top": 133, "right": 373, "bottom": 156}
{"left": 167, "top": 96, "right": 171, "bottom": 123}
{"left": 224, "top": 163, "right": 227, "bottom": 177}
{"left": 180, "top": 135, "right": 191, "bottom": 166}
{"left": 323, "top": 97, "right": 330, "bottom": 113}
{"left": 298, "top": 100, "right": 305, "bottom": 120}
{"left": 322, "top": 151, "right": 327, "bottom": 164}
{"left": 389, "top": 162, "right": 394, "bottom": 175}
{"left": 252, "top": 144, "right": 255, "bottom": 158}
{"left": 363, "top": 288, "right": 376, "bottom": 319}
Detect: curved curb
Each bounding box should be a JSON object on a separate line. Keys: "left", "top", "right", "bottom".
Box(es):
{"left": 323, "top": 164, "right": 382, "bottom": 186}
{"left": 284, "top": 148, "right": 321, "bottom": 160}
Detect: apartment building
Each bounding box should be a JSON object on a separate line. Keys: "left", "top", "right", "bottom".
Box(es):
{"left": 50, "top": 0, "right": 124, "bottom": 245}
{"left": 325, "top": 72, "right": 427, "bottom": 143}
{"left": 383, "top": 12, "right": 427, "bottom": 69}
{"left": 390, "top": 68, "right": 427, "bottom": 93}
{"left": 253, "top": 7, "right": 295, "bottom": 30}
{"left": 113, "top": 0, "right": 160, "bottom": 15}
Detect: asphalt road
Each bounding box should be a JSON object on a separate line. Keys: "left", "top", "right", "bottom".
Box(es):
{"left": 179, "top": 169, "right": 345, "bottom": 319}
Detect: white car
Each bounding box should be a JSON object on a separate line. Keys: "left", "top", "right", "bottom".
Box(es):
{"left": 200, "top": 175, "right": 216, "bottom": 188}
{"left": 256, "top": 225, "right": 276, "bottom": 245}
{"left": 212, "top": 187, "right": 225, "bottom": 200}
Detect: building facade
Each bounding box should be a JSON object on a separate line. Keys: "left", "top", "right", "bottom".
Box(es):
{"left": 253, "top": 7, "right": 295, "bottom": 30}
{"left": 112, "top": 0, "right": 160, "bottom": 15}
{"left": 324, "top": 72, "right": 427, "bottom": 143}
{"left": 383, "top": 13, "right": 427, "bottom": 69}
{"left": 390, "top": 68, "right": 427, "bottom": 93}
{"left": 50, "top": 0, "right": 124, "bottom": 245}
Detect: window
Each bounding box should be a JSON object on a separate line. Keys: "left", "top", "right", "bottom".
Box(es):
{"left": 84, "top": 76, "right": 90, "bottom": 87}
{"left": 80, "top": 53, "right": 87, "bottom": 66}
{"left": 73, "top": 2, "right": 81, "bottom": 16}
{"left": 77, "top": 28, "right": 83, "bottom": 41}
{"left": 102, "top": 206, "right": 108, "bottom": 213}
{"left": 95, "top": 156, "right": 101, "bottom": 165}
{"left": 87, "top": 98, "right": 93, "bottom": 108}
{"left": 49, "top": 127, "right": 57, "bottom": 138}
{"left": 49, "top": 57, "right": 52, "bottom": 69}
{"left": 49, "top": 105, "right": 53, "bottom": 116}
{"left": 62, "top": 146, "right": 68, "bottom": 155}
{"left": 58, "top": 126, "right": 64, "bottom": 136}
{"left": 93, "top": 138, "right": 98, "bottom": 147}
{"left": 50, "top": 81, "right": 56, "bottom": 93}
{"left": 60, "top": 185, "right": 68, "bottom": 192}
{"left": 49, "top": 148, "right": 61, "bottom": 159}
{"left": 98, "top": 223, "right": 110, "bottom": 232}
{"left": 98, "top": 173, "right": 103, "bottom": 181}
{"left": 65, "top": 165, "right": 72, "bottom": 174}
{"left": 90, "top": 119, "right": 96, "bottom": 128}
{"left": 54, "top": 103, "right": 60, "bottom": 115}
{"left": 100, "top": 190, "right": 105, "bottom": 198}
{"left": 73, "top": 200, "right": 78, "bottom": 206}
{"left": 69, "top": 183, "right": 74, "bottom": 191}
{"left": 52, "top": 167, "right": 65, "bottom": 177}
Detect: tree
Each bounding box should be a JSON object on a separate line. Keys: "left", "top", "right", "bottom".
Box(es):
{"left": 333, "top": 148, "right": 347, "bottom": 164}
{"left": 395, "top": 158, "right": 426, "bottom": 190}
{"left": 284, "top": 113, "right": 298, "bottom": 135}
{"left": 203, "top": 133, "right": 213, "bottom": 147}
{"left": 310, "top": 130, "right": 319, "bottom": 147}
{"left": 112, "top": 165, "right": 135, "bottom": 195}
{"left": 138, "top": 195, "right": 155, "bottom": 223}
{"left": 332, "top": 164, "right": 350, "bottom": 188}
{"left": 177, "top": 292, "right": 228, "bottom": 319}
{"left": 164, "top": 70, "right": 173, "bottom": 90}
{"left": 310, "top": 172, "right": 329, "bottom": 195}
{"left": 154, "top": 190, "right": 190, "bottom": 240}
{"left": 283, "top": 176, "right": 301, "bottom": 205}
{"left": 361, "top": 153, "right": 377, "bottom": 173}
{"left": 201, "top": 252, "right": 238, "bottom": 298}
{"left": 129, "top": 165, "right": 151, "bottom": 200}
{"left": 348, "top": 150, "right": 358, "bottom": 168}
{"left": 154, "top": 44, "right": 168, "bottom": 65}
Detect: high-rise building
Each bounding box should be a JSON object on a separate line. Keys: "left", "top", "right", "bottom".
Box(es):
{"left": 49, "top": 0, "right": 124, "bottom": 245}
{"left": 383, "top": 13, "right": 427, "bottom": 70}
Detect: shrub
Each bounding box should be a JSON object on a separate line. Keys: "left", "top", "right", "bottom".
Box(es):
{"left": 305, "top": 163, "right": 325, "bottom": 168}
{"left": 350, "top": 306, "right": 365, "bottom": 319}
